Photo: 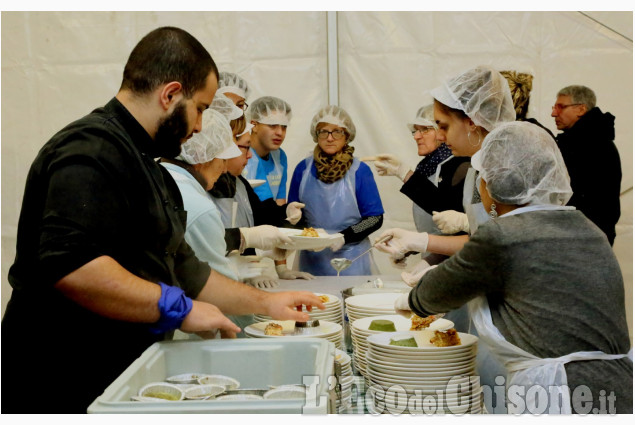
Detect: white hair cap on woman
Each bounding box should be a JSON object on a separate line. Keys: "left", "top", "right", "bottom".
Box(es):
{"left": 211, "top": 93, "right": 244, "bottom": 121}
{"left": 309, "top": 105, "right": 356, "bottom": 143}
{"left": 247, "top": 96, "right": 292, "bottom": 126}
{"left": 177, "top": 109, "right": 241, "bottom": 164}
{"left": 471, "top": 121, "right": 572, "bottom": 206}
{"left": 407, "top": 104, "right": 437, "bottom": 132}
{"left": 237, "top": 122, "right": 255, "bottom": 138}
{"left": 216, "top": 71, "right": 250, "bottom": 100}
{"left": 430, "top": 65, "right": 516, "bottom": 132}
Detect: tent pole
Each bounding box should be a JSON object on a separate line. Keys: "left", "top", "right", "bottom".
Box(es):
{"left": 327, "top": 11, "right": 339, "bottom": 106}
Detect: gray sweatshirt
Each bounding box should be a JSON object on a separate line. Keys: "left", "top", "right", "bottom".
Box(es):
{"left": 409, "top": 209, "right": 632, "bottom": 413}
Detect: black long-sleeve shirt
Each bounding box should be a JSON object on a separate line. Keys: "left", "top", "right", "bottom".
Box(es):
{"left": 3, "top": 98, "right": 211, "bottom": 413}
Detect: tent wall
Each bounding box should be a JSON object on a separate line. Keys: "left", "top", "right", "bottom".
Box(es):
{"left": 2, "top": 11, "right": 632, "bottom": 339}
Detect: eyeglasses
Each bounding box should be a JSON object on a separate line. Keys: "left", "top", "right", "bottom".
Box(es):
{"left": 238, "top": 102, "right": 249, "bottom": 111}
{"left": 552, "top": 103, "right": 582, "bottom": 113}
{"left": 411, "top": 127, "right": 436, "bottom": 136}
{"left": 316, "top": 129, "right": 347, "bottom": 140}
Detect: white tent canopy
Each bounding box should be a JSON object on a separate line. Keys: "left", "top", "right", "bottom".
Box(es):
{"left": 1, "top": 11, "right": 632, "bottom": 337}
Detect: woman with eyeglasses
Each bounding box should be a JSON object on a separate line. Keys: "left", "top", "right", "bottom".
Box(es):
{"left": 370, "top": 104, "right": 470, "bottom": 270}
{"left": 287, "top": 105, "right": 384, "bottom": 276}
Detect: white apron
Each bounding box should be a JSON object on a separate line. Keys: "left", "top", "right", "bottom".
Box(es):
{"left": 463, "top": 167, "right": 490, "bottom": 235}
{"left": 468, "top": 204, "right": 627, "bottom": 414}
{"left": 212, "top": 178, "right": 255, "bottom": 228}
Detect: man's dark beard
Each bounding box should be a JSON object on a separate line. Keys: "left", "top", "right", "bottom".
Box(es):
{"left": 155, "top": 101, "right": 189, "bottom": 158}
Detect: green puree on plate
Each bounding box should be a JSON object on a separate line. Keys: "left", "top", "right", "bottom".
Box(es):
{"left": 389, "top": 337, "right": 418, "bottom": 347}
{"left": 368, "top": 319, "right": 396, "bottom": 332}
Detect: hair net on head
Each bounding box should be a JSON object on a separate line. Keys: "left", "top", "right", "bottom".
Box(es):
{"left": 177, "top": 109, "right": 241, "bottom": 164}
{"left": 211, "top": 94, "right": 244, "bottom": 121}
{"left": 429, "top": 65, "right": 516, "bottom": 132}
{"left": 217, "top": 72, "right": 250, "bottom": 100}
{"left": 471, "top": 121, "right": 572, "bottom": 206}
{"left": 237, "top": 122, "right": 254, "bottom": 138}
{"left": 309, "top": 105, "right": 356, "bottom": 143}
{"left": 407, "top": 104, "right": 437, "bottom": 132}
{"left": 247, "top": 96, "right": 292, "bottom": 126}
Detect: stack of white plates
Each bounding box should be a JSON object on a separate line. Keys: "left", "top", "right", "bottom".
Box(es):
{"left": 351, "top": 315, "right": 454, "bottom": 377}
{"left": 254, "top": 293, "right": 343, "bottom": 326}
{"left": 334, "top": 349, "right": 354, "bottom": 413}
{"left": 244, "top": 320, "right": 344, "bottom": 350}
{"left": 344, "top": 293, "right": 403, "bottom": 322}
{"left": 363, "top": 330, "right": 482, "bottom": 415}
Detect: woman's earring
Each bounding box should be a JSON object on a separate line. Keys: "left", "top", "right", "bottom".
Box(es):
{"left": 468, "top": 129, "right": 481, "bottom": 147}
{"left": 489, "top": 203, "right": 498, "bottom": 219}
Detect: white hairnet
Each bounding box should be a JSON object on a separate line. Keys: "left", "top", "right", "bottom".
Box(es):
{"left": 247, "top": 96, "right": 292, "bottom": 126}
{"left": 471, "top": 121, "right": 572, "bottom": 206}
{"left": 407, "top": 104, "right": 437, "bottom": 132}
{"left": 177, "top": 109, "right": 241, "bottom": 164}
{"left": 430, "top": 65, "right": 516, "bottom": 132}
{"left": 211, "top": 94, "right": 243, "bottom": 121}
{"left": 237, "top": 122, "right": 254, "bottom": 137}
{"left": 217, "top": 72, "right": 250, "bottom": 100}
{"left": 309, "top": 105, "right": 356, "bottom": 143}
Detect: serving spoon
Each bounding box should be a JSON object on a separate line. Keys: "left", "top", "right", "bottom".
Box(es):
{"left": 330, "top": 234, "right": 393, "bottom": 275}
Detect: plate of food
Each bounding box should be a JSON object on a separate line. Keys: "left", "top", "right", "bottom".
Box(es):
{"left": 276, "top": 227, "right": 344, "bottom": 250}
{"left": 247, "top": 179, "right": 266, "bottom": 188}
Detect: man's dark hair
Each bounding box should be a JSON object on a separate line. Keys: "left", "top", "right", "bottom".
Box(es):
{"left": 120, "top": 26, "right": 218, "bottom": 98}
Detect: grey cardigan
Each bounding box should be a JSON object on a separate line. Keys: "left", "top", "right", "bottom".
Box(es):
{"left": 409, "top": 209, "right": 632, "bottom": 413}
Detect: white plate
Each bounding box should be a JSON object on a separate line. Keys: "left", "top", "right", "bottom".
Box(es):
{"left": 365, "top": 355, "right": 476, "bottom": 371}
{"left": 247, "top": 179, "right": 266, "bottom": 188}
{"left": 345, "top": 293, "right": 403, "bottom": 309}
{"left": 367, "top": 331, "right": 477, "bottom": 352}
{"left": 277, "top": 228, "right": 343, "bottom": 250}
{"left": 245, "top": 320, "right": 342, "bottom": 338}
{"left": 352, "top": 315, "right": 454, "bottom": 334}
{"left": 367, "top": 364, "right": 477, "bottom": 380}
{"left": 367, "top": 376, "right": 480, "bottom": 393}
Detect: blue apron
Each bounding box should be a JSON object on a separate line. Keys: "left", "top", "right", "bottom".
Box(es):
{"left": 243, "top": 148, "right": 284, "bottom": 200}
{"left": 297, "top": 157, "right": 372, "bottom": 276}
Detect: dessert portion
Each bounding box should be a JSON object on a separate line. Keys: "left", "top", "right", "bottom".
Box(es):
{"left": 368, "top": 319, "right": 396, "bottom": 332}
{"left": 264, "top": 323, "right": 284, "bottom": 336}
{"left": 300, "top": 227, "right": 320, "bottom": 237}
{"left": 318, "top": 295, "right": 330, "bottom": 303}
{"left": 389, "top": 336, "right": 418, "bottom": 347}
{"left": 410, "top": 313, "right": 437, "bottom": 331}
{"left": 430, "top": 328, "right": 461, "bottom": 347}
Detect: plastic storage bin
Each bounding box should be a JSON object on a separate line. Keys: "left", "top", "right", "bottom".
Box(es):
{"left": 88, "top": 338, "right": 334, "bottom": 413}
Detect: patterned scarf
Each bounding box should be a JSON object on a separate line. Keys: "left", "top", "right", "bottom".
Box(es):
{"left": 414, "top": 143, "right": 453, "bottom": 178}
{"left": 313, "top": 144, "right": 355, "bottom": 183}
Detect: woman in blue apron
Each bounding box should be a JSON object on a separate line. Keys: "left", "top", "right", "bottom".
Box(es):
{"left": 287, "top": 105, "right": 384, "bottom": 276}
{"left": 395, "top": 122, "right": 632, "bottom": 414}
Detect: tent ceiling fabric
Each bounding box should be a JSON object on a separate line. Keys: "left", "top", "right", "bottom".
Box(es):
{"left": 1, "top": 12, "right": 632, "bottom": 336}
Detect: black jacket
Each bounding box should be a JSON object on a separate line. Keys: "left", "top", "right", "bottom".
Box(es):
{"left": 556, "top": 107, "right": 621, "bottom": 245}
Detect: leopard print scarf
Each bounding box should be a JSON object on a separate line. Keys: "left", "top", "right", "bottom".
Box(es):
{"left": 313, "top": 144, "right": 355, "bottom": 183}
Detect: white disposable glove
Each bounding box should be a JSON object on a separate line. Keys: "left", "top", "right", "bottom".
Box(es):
{"left": 401, "top": 261, "right": 437, "bottom": 287}
{"left": 374, "top": 228, "right": 429, "bottom": 263}
{"left": 285, "top": 202, "right": 305, "bottom": 225}
{"left": 373, "top": 154, "right": 411, "bottom": 182}
{"left": 275, "top": 264, "right": 315, "bottom": 280}
{"left": 432, "top": 210, "right": 470, "bottom": 234}
{"left": 394, "top": 292, "right": 412, "bottom": 318}
{"left": 261, "top": 248, "right": 291, "bottom": 261}
{"left": 245, "top": 275, "right": 279, "bottom": 289}
{"left": 228, "top": 253, "right": 268, "bottom": 280}
{"left": 240, "top": 225, "right": 293, "bottom": 250}
{"left": 329, "top": 233, "right": 345, "bottom": 252}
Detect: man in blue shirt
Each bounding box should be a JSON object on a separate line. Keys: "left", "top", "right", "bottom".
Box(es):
{"left": 244, "top": 96, "right": 292, "bottom": 206}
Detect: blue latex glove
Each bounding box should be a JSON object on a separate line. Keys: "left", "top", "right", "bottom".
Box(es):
{"left": 150, "top": 282, "right": 194, "bottom": 335}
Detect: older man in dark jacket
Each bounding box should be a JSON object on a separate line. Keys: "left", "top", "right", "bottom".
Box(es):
{"left": 551, "top": 85, "right": 621, "bottom": 245}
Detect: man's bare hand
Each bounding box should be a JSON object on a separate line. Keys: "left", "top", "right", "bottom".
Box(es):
{"left": 180, "top": 300, "right": 241, "bottom": 335}
{"left": 264, "top": 291, "right": 325, "bottom": 322}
